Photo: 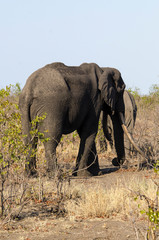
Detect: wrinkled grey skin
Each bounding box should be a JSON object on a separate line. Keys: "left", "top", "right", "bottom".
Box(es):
{"left": 19, "top": 62, "right": 125, "bottom": 177}
{"left": 103, "top": 90, "right": 137, "bottom": 164}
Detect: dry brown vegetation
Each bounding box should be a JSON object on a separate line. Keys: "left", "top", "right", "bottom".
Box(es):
{"left": 0, "top": 85, "right": 159, "bottom": 240}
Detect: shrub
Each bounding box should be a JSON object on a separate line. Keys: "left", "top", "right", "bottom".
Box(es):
{"left": 0, "top": 86, "right": 26, "bottom": 216}
{"left": 0, "top": 85, "right": 49, "bottom": 218}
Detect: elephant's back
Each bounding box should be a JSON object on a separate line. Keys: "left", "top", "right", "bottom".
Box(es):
{"left": 22, "top": 65, "right": 69, "bottom": 98}
{"left": 44, "top": 62, "right": 86, "bottom": 78}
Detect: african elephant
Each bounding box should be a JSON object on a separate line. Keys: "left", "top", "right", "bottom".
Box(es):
{"left": 102, "top": 90, "right": 137, "bottom": 163}
{"left": 19, "top": 62, "right": 127, "bottom": 177}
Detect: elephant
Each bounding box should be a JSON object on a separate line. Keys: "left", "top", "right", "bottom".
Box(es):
{"left": 19, "top": 62, "right": 136, "bottom": 177}
{"left": 102, "top": 89, "right": 137, "bottom": 163}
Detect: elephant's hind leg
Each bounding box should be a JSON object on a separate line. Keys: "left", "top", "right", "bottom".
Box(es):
{"left": 44, "top": 140, "right": 59, "bottom": 178}
{"left": 39, "top": 113, "right": 63, "bottom": 178}
{"left": 25, "top": 136, "right": 38, "bottom": 177}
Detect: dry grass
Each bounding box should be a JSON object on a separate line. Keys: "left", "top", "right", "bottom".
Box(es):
{"left": 65, "top": 175, "right": 158, "bottom": 220}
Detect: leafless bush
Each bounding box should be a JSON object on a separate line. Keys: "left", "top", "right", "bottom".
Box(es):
{"left": 133, "top": 101, "right": 159, "bottom": 169}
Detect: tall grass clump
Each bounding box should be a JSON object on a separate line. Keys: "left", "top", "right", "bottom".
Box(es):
{"left": 65, "top": 176, "right": 158, "bottom": 220}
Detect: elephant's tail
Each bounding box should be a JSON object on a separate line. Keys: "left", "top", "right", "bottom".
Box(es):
{"left": 19, "top": 94, "right": 32, "bottom": 145}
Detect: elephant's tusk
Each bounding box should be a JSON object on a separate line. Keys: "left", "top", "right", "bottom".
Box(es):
{"left": 121, "top": 123, "right": 145, "bottom": 158}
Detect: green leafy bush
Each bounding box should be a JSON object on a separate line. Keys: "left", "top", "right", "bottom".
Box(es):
{"left": 0, "top": 86, "right": 25, "bottom": 172}
{"left": 0, "top": 86, "right": 26, "bottom": 216}
{"left": 0, "top": 85, "right": 49, "bottom": 217}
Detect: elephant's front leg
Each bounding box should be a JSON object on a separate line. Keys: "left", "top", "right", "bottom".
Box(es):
{"left": 75, "top": 133, "right": 101, "bottom": 177}
{"left": 111, "top": 113, "right": 125, "bottom": 166}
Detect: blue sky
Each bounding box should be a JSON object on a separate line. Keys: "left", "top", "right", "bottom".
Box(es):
{"left": 0, "top": 0, "right": 159, "bottom": 94}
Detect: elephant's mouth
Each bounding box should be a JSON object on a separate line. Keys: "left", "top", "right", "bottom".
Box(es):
{"left": 119, "top": 112, "right": 145, "bottom": 157}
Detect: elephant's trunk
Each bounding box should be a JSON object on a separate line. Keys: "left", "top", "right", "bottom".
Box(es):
{"left": 119, "top": 112, "right": 145, "bottom": 157}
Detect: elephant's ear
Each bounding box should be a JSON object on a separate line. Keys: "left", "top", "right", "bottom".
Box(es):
{"left": 98, "top": 68, "right": 125, "bottom": 112}
{"left": 113, "top": 69, "right": 126, "bottom": 94}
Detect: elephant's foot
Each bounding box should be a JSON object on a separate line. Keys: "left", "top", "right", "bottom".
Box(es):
{"left": 112, "top": 157, "right": 125, "bottom": 167}
{"left": 87, "top": 162, "right": 102, "bottom": 176}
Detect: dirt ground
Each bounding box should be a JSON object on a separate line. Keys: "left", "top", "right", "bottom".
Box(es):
{"left": 0, "top": 217, "right": 148, "bottom": 240}
{"left": 0, "top": 155, "right": 159, "bottom": 240}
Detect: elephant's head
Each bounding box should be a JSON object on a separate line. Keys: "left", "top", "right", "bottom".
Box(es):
{"left": 99, "top": 67, "right": 125, "bottom": 115}
{"left": 100, "top": 68, "right": 144, "bottom": 166}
